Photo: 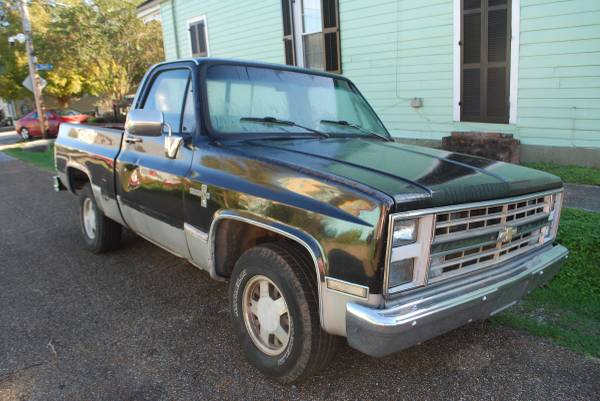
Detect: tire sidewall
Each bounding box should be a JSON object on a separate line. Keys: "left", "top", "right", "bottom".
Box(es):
{"left": 230, "top": 255, "right": 309, "bottom": 378}
{"left": 79, "top": 185, "right": 101, "bottom": 250}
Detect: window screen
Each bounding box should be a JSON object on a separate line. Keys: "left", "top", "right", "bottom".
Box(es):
{"left": 461, "top": 0, "right": 510, "bottom": 123}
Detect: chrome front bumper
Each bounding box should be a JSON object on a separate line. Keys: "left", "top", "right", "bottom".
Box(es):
{"left": 346, "top": 244, "right": 569, "bottom": 357}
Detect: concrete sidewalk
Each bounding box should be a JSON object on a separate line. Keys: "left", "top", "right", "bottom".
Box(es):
{"left": 0, "top": 129, "right": 55, "bottom": 151}
{"left": 0, "top": 129, "right": 19, "bottom": 147}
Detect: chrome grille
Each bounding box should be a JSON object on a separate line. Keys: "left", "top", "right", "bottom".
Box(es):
{"left": 428, "top": 192, "right": 560, "bottom": 282}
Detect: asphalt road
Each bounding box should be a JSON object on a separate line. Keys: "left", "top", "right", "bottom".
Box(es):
{"left": 1, "top": 159, "right": 599, "bottom": 401}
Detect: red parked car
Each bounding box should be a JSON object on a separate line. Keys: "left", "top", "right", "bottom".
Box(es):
{"left": 15, "top": 109, "right": 91, "bottom": 140}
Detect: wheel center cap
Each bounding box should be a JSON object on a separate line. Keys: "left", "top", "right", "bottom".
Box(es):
{"left": 256, "top": 297, "right": 279, "bottom": 332}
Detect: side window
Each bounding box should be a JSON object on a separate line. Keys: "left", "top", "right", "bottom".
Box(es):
{"left": 181, "top": 83, "right": 196, "bottom": 133}
{"left": 31, "top": 112, "right": 38, "bottom": 119}
{"left": 142, "top": 69, "right": 190, "bottom": 133}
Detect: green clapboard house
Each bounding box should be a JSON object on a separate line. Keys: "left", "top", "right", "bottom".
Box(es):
{"left": 137, "top": 0, "right": 600, "bottom": 166}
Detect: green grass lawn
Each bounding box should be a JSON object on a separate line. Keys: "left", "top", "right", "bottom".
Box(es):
{"left": 3, "top": 145, "right": 55, "bottom": 171}
{"left": 494, "top": 208, "right": 600, "bottom": 357}
{"left": 525, "top": 162, "right": 600, "bottom": 186}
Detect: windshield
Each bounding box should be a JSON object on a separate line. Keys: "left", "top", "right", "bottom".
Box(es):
{"left": 205, "top": 65, "right": 388, "bottom": 138}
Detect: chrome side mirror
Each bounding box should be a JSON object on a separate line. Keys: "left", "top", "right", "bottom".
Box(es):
{"left": 125, "top": 109, "right": 183, "bottom": 159}
{"left": 125, "top": 109, "right": 164, "bottom": 137}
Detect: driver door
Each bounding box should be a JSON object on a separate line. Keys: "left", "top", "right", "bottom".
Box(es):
{"left": 116, "top": 65, "right": 196, "bottom": 258}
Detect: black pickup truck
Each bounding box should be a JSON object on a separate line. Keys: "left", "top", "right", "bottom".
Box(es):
{"left": 54, "top": 58, "right": 568, "bottom": 383}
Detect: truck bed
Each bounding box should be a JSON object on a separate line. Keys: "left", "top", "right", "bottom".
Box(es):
{"left": 54, "top": 123, "right": 125, "bottom": 225}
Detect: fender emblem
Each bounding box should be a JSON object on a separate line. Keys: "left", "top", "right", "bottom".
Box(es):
{"left": 190, "top": 184, "right": 211, "bottom": 208}
{"left": 498, "top": 225, "right": 518, "bottom": 243}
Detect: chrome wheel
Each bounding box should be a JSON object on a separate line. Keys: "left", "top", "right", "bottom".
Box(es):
{"left": 82, "top": 197, "right": 97, "bottom": 239}
{"left": 20, "top": 128, "right": 30, "bottom": 140}
{"left": 242, "top": 275, "right": 291, "bottom": 356}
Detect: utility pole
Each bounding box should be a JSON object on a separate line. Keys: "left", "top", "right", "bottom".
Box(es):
{"left": 17, "top": 0, "right": 46, "bottom": 139}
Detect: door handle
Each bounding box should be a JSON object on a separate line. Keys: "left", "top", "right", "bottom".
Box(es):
{"left": 125, "top": 134, "right": 143, "bottom": 144}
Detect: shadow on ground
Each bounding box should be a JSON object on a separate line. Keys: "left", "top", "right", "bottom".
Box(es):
{"left": 1, "top": 160, "right": 599, "bottom": 401}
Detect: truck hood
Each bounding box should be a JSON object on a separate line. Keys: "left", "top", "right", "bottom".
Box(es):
{"left": 238, "top": 138, "right": 563, "bottom": 211}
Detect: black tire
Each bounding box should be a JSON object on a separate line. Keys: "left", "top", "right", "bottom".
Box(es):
{"left": 78, "top": 183, "right": 122, "bottom": 253}
{"left": 229, "top": 242, "right": 339, "bottom": 383}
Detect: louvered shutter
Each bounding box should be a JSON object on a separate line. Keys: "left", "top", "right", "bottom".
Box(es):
{"left": 322, "top": 0, "right": 341, "bottom": 73}
{"left": 281, "top": 0, "right": 295, "bottom": 66}
{"left": 190, "top": 20, "right": 208, "bottom": 58}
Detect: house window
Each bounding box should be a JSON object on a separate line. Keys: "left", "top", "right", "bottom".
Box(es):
{"left": 281, "top": 0, "right": 341, "bottom": 73}
{"left": 189, "top": 16, "right": 209, "bottom": 57}
{"left": 461, "top": 0, "right": 511, "bottom": 123}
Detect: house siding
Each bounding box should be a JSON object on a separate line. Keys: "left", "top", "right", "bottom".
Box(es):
{"left": 158, "top": 0, "right": 600, "bottom": 149}
{"left": 159, "top": 0, "right": 283, "bottom": 63}
{"left": 517, "top": 0, "right": 600, "bottom": 147}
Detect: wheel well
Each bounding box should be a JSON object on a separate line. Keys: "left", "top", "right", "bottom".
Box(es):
{"left": 213, "top": 219, "right": 316, "bottom": 279}
{"left": 67, "top": 167, "right": 90, "bottom": 194}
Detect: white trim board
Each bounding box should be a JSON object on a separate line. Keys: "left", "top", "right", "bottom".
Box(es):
{"left": 187, "top": 15, "right": 210, "bottom": 57}
{"left": 453, "top": 0, "right": 520, "bottom": 124}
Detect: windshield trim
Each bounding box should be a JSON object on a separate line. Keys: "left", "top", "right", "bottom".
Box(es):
{"left": 198, "top": 60, "right": 391, "bottom": 141}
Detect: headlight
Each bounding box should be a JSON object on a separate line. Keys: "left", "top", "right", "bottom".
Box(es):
{"left": 388, "top": 258, "right": 415, "bottom": 287}
{"left": 545, "top": 192, "right": 563, "bottom": 241}
{"left": 392, "top": 219, "right": 417, "bottom": 247}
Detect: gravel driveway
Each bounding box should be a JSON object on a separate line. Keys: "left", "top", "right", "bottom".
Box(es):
{"left": 1, "top": 159, "right": 599, "bottom": 401}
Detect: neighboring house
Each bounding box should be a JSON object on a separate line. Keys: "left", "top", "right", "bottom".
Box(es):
{"left": 0, "top": 97, "right": 17, "bottom": 121}
{"left": 138, "top": 0, "right": 600, "bottom": 166}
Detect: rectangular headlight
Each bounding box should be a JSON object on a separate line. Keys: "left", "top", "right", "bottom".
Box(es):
{"left": 388, "top": 258, "right": 415, "bottom": 288}
{"left": 392, "top": 219, "right": 417, "bottom": 247}
{"left": 546, "top": 192, "right": 564, "bottom": 241}
{"left": 385, "top": 213, "right": 435, "bottom": 294}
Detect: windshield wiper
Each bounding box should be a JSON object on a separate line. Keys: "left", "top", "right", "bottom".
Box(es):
{"left": 320, "top": 119, "right": 392, "bottom": 142}
{"left": 240, "top": 116, "right": 329, "bottom": 138}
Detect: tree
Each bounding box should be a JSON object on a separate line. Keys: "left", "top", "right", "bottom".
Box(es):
{"left": 40, "top": 0, "right": 164, "bottom": 105}
{"left": 0, "top": 0, "right": 164, "bottom": 107}
{"left": 0, "top": 3, "right": 30, "bottom": 101}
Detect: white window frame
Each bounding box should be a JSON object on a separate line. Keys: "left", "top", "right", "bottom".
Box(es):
{"left": 187, "top": 15, "right": 210, "bottom": 57}
{"left": 290, "top": 0, "right": 326, "bottom": 68}
{"left": 453, "top": 0, "right": 519, "bottom": 124}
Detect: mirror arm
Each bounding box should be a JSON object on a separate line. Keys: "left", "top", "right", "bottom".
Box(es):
{"left": 164, "top": 122, "right": 173, "bottom": 137}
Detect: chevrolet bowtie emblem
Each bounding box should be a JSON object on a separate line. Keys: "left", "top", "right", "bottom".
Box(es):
{"left": 498, "top": 225, "right": 518, "bottom": 243}
{"left": 190, "top": 184, "right": 211, "bottom": 208}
